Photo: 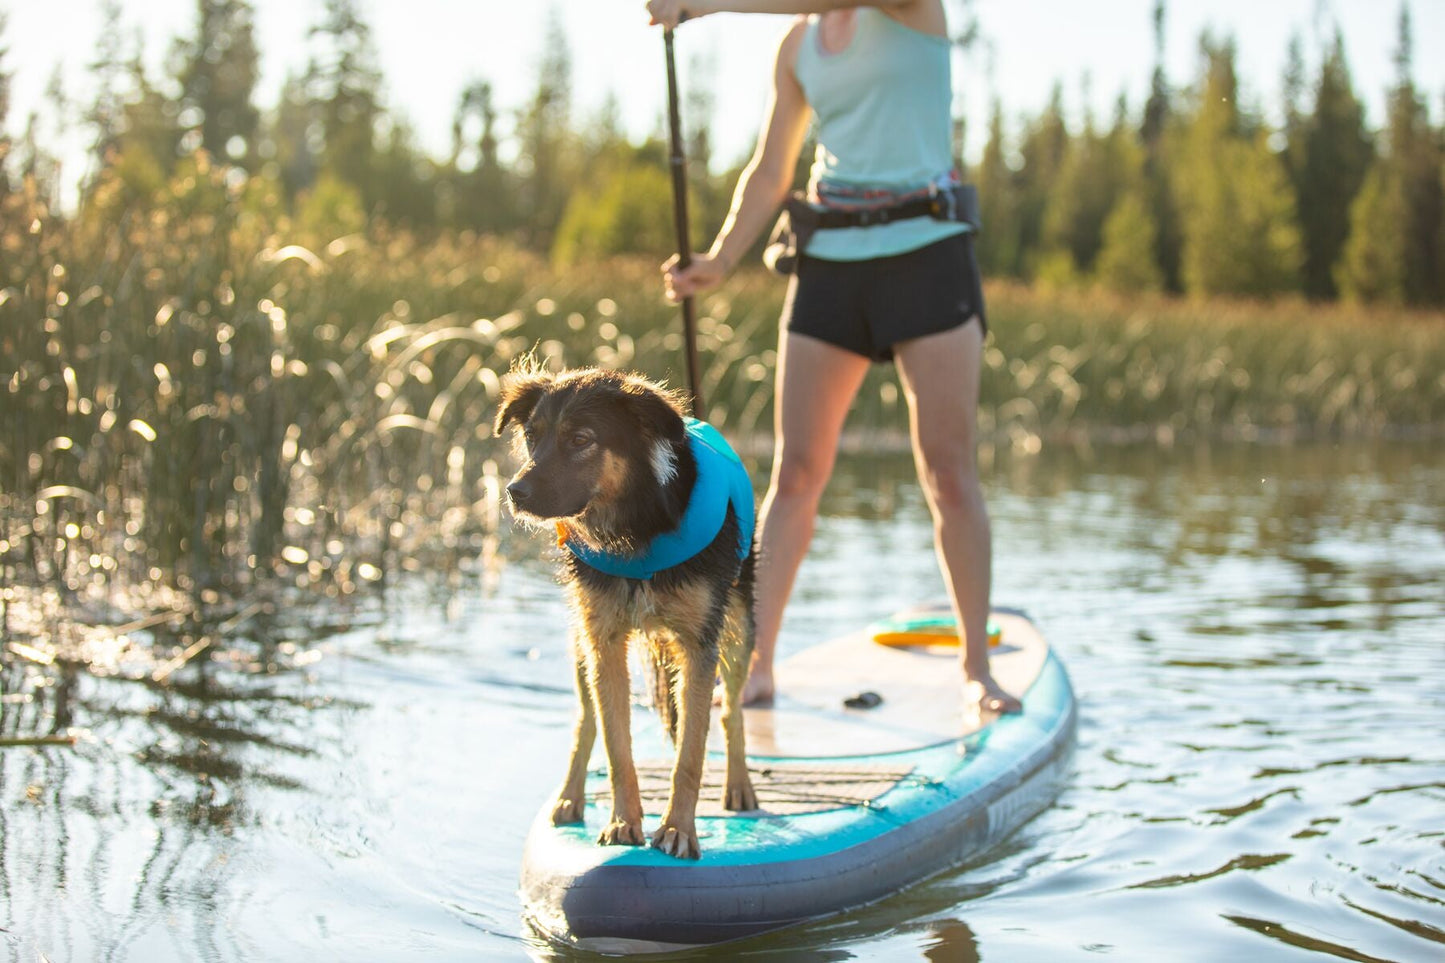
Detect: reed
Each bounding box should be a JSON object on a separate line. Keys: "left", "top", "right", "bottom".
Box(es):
{"left": 979, "top": 283, "right": 1445, "bottom": 444}
{"left": 2, "top": 159, "right": 1442, "bottom": 631}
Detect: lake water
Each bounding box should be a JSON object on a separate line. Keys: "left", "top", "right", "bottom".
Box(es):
{"left": 2, "top": 440, "right": 1442, "bottom": 961}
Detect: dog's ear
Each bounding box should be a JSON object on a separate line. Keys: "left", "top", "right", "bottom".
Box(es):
{"left": 494, "top": 369, "right": 553, "bottom": 434}
{"left": 619, "top": 378, "right": 687, "bottom": 441}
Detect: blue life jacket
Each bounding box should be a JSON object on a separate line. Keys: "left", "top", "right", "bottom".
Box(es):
{"left": 565, "top": 418, "right": 754, "bottom": 580}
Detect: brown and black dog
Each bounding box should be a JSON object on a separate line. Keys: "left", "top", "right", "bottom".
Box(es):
{"left": 495, "top": 365, "right": 758, "bottom": 859}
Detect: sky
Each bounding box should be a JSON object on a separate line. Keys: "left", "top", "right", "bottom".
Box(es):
{"left": 5, "top": 0, "right": 1444, "bottom": 203}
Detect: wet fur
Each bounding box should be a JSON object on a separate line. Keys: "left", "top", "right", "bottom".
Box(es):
{"left": 495, "top": 365, "right": 758, "bottom": 859}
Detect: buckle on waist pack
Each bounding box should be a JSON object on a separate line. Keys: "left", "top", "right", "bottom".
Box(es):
{"left": 929, "top": 182, "right": 958, "bottom": 222}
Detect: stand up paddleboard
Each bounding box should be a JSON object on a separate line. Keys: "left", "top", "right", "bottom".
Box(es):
{"left": 520, "top": 605, "right": 1075, "bottom": 953}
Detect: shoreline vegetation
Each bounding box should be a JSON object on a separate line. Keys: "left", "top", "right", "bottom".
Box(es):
{"left": 3, "top": 0, "right": 1444, "bottom": 664}
{"left": 3, "top": 171, "right": 1443, "bottom": 656}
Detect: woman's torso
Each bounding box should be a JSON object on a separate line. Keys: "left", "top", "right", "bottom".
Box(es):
{"left": 790, "top": 7, "right": 967, "bottom": 261}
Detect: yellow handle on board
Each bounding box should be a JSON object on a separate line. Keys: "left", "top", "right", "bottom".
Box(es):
{"left": 872, "top": 622, "right": 1002, "bottom": 648}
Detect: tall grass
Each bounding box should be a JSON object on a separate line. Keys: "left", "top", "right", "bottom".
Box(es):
{"left": 2, "top": 157, "right": 1442, "bottom": 639}
{"left": 981, "top": 284, "right": 1445, "bottom": 445}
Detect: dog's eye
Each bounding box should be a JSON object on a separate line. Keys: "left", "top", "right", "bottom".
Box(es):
{"left": 569, "top": 431, "right": 593, "bottom": 451}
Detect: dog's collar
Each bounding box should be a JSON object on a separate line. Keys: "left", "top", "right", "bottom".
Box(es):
{"left": 564, "top": 418, "right": 754, "bottom": 581}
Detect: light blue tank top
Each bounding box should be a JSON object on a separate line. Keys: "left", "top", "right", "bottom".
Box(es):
{"left": 793, "top": 9, "right": 969, "bottom": 261}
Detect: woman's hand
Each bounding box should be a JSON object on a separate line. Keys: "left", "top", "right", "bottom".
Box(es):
{"left": 646, "top": 1, "right": 709, "bottom": 30}
{"left": 661, "top": 252, "right": 729, "bottom": 303}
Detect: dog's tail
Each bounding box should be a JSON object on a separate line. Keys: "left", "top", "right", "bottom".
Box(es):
{"left": 648, "top": 649, "right": 681, "bottom": 746}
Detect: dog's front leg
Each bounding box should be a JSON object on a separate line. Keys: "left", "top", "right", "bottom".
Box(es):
{"left": 584, "top": 627, "right": 645, "bottom": 846}
{"left": 652, "top": 638, "right": 717, "bottom": 860}
{"left": 551, "top": 638, "right": 596, "bottom": 825}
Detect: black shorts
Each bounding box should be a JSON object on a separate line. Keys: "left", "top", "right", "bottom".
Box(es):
{"left": 781, "top": 231, "right": 986, "bottom": 362}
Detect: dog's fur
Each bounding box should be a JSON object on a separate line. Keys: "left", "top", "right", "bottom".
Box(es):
{"left": 495, "top": 365, "right": 757, "bottom": 859}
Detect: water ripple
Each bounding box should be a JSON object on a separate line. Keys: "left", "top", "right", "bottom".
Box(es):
{"left": 4, "top": 441, "right": 1443, "bottom": 960}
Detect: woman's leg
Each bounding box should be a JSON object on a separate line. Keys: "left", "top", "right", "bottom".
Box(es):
{"left": 893, "top": 321, "right": 1021, "bottom": 714}
{"left": 744, "top": 331, "right": 871, "bottom": 704}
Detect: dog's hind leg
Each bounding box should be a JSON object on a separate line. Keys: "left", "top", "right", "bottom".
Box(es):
{"left": 650, "top": 631, "right": 717, "bottom": 860}
{"left": 718, "top": 594, "right": 759, "bottom": 812}
{"left": 551, "top": 638, "right": 596, "bottom": 825}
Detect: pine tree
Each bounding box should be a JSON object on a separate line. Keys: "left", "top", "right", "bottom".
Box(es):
{"left": 1095, "top": 189, "right": 1164, "bottom": 293}
{"left": 1279, "top": 30, "right": 1307, "bottom": 218}
{"left": 1438, "top": 145, "right": 1445, "bottom": 295}
{"left": 1140, "top": 0, "right": 1170, "bottom": 147}
{"left": 1014, "top": 85, "right": 1069, "bottom": 279}
{"left": 974, "top": 100, "right": 1021, "bottom": 278}
{"left": 1388, "top": 4, "right": 1445, "bottom": 305}
{"left": 1280, "top": 33, "right": 1307, "bottom": 162}
{"left": 1288, "top": 30, "right": 1372, "bottom": 299}
{"left": 1174, "top": 34, "right": 1303, "bottom": 297}
{"left": 86, "top": 1, "right": 132, "bottom": 169}
{"left": 1094, "top": 110, "right": 1162, "bottom": 293}
{"left": 270, "top": 72, "right": 321, "bottom": 200}
{"left": 516, "top": 6, "right": 575, "bottom": 249}
{"left": 1140, "top": 0, "right": 1182, "bottom": 290}
{"left": 1041, "top": 93, "right": 1135, "bottom": 279}
{"left": 449, "top": 80, "right": 514, "bottom": 234}
{"left": 0, "top": 11, "right": 7, "bottom": 122}
{"left": 0, "top": 10, "right": 11, "bottom": 196}
{"left": 1337, "top": 3, "right": 1444, "bottom": 305}
{"left": 85, "top": 47, "right": 183, "bottom": 211}
{"left": 174, "top": 0, "right": 261, "bottom": 167}
{"left": 1337, "top": 163, "right": 1408, "bottom": 303}
{"left": 1439, "top": 137, "right": 1445, "bottom": 296}
{"left": 370, "top": 119, "right": 436, "bottom": 228}
{"left": 305, "top": 0, "right": 383, "bottom": 203}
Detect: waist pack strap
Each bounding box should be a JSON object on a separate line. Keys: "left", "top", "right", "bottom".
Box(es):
{"left": 814, "top": 185, "right": 980, "bottom": 230}
{"left": 763, "top": 185, "right": 980, "bottom": 275}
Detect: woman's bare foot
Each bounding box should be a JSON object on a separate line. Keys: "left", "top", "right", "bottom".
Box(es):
{"left": 966, "top": 672, "right": 1023, "bottom": 715}
{"left": 714, "top": 660, "right": 775, "bottom": 707}
{"left": 738, "top": 666, "right": 775, "bottom": 706}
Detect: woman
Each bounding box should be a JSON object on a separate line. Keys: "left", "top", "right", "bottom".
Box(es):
{"left": 646, "top": 0, "right": 1022, "bottom": 715}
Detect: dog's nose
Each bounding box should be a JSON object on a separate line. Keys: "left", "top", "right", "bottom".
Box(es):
{"left": 506, "top": 479, "right": 531, "bottom": 507}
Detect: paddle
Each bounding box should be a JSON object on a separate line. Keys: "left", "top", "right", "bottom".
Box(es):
{"left": 663, "top": 26, "right": 705, "bottom": 419}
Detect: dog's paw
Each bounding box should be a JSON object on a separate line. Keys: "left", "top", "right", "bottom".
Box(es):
{"left": 723, "top": 777, "right": 758, "bottom": 812}
{"left": 551, "top": 795, "right": 586, "bottom": 825}
{"left": 651, "top": 822, "right": 701, "bottom": 860}
{"left": 597, "top": 818, "right": 645, "bottom": 847}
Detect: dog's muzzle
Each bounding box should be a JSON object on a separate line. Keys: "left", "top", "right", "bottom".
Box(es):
{"left": 506, "top": 478, "right": 534, "bottom": 511}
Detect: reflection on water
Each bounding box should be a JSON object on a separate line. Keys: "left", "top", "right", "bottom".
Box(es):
{"left": 2, "top": 441, "right": 1442, "bottom": 961}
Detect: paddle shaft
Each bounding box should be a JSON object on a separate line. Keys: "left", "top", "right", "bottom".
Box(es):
{"left": 664, "top": 27, "right": 705, "bottom": 419}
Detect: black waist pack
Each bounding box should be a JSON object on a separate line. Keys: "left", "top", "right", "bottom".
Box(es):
{"left": 761, "top": 195, "right": 819, "bottom": 276}
{"left": 763, "top": 184, "right": 981, "bottom": 276}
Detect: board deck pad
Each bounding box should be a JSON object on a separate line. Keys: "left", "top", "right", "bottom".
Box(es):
{"left": 591, "top": 608, "right": 1046, "bottom": 817}
{"left": 591, "top": 760, "right": 917, "bottom": 817}
{"left": 710, "top": 607, "right": 1045, "bottom": 758}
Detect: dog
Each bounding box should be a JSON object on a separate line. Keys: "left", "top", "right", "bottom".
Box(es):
{"left": 495, "top": 365, "right": 758, "bottom": 859}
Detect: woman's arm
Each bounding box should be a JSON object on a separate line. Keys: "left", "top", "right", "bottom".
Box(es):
{"left": 662, "top": 19, "right": 813, "bottom": 300}
{"left": 709, "top": 21, "right": 812, "bottom": 272}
